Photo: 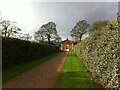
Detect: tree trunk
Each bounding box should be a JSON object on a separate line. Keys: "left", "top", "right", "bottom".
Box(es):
{"left": 79, "top": 35, "right": 82, "bottom": 41}
{"left": 4, "top": 26, "right": 8, "bottom": 36}
{"left": 48, "top": 37, "right": 51, "bottom": 44}
{"left": 47, "top": 34, "right": 51, "bottom": 44}
{"left": 5, "top": 30, "right": 7, "bottom": 36}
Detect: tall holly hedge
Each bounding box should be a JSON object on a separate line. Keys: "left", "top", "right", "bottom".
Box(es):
{"left": 2, "top": 37, "right": 60, "bottom": 69}
{"left": 74, "top": 29, "right": 120, "bottom": 88}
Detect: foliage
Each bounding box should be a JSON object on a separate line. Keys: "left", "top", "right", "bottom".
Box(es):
{"left": 105, "top": 21, "right": 119, "bottom": 30}
{"left": 74, "top": 27, "right": 120, "bottom": 88}
{"left": 34, "top": 22, "right": 62, "bottom": 45}
{"left": 70, "top": 20, "right": 90, "bottom": 41}
{"left": 91, "top": 20, "right": 109, "bottom": 32}
{"left": 2, "top": 37, "right": 60, "bottom": 69}
{"left": 57, "top": 51, "right": 94, "bottom": 88}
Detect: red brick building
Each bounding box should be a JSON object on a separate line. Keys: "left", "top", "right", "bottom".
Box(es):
{"left": 61, "top": 38, "right": 74, "bottom": 51}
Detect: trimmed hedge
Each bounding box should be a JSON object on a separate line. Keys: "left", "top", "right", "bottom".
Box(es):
{"left": 74, "top": 30, "right": 120, "bottom": 88}
{"left": 2, "top": 37, "right": 60, "bottom": 69}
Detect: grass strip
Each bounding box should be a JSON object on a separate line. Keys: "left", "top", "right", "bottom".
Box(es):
{"left": 3, "top": 52, "right": 62, "bottom": 83}
{"left": 57, "top": 51, "right": 95, "bottom": 88}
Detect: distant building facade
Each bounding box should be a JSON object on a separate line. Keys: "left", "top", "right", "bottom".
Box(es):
{"left": 61, "top": 38, "right": 74, "bottom": 51}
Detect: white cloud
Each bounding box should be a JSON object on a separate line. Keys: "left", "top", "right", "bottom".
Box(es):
{"left": 0, "top": 1, "right": 118, "bottom": 40}
{"left": 0, "top": 0, "right": 35, "bottom": 29}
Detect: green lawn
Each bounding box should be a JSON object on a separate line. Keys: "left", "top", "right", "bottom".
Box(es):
{"left": 3, "top": 52, "right": 62, "bottom": 83}
{"left": 57, "top": 51, "right": 95, "bottom": 88}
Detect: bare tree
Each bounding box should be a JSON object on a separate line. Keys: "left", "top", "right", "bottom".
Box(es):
{"left": 52, "top": 34, "right": 62, "bottom": 45}
{"left": 34, "top": 27, "right": 45, "bottom": 42}
{"left": 1, "top": 20, "right": 21, "bottom": 37}
{"left": 21, "top": 33, "right": 32, "bottom": 41}
{"left": 71, "top": 20, "right": 90, "bottom": 41}
{"left": 34, "top": 22, "right": 61, "bottom": 45}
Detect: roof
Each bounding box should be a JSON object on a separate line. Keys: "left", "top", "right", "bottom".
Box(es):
{"left": 61, "top": 38, "right": 73, "bottom": 44}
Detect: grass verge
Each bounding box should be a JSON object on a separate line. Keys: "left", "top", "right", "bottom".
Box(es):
{"left": 57, "top": 51, "right": 95, "bottom": 88}
{"left": 3, "top": 52, "right": 62, "bottom": 83}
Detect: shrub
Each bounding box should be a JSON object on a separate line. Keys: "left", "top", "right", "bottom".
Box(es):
{"left": 2, "top": 37, "right": 60, "bottom": 69}
{"left": 74, "top": 29, "right": 120, "bottom": 88}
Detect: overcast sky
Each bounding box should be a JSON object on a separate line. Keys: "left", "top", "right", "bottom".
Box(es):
{"left": 0, "top": 0, "right": 119, "bottom": 40}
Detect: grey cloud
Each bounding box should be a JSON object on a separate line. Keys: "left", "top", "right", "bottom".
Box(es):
{"left": 29, "top": 2, "right": 118, "bottom": 40}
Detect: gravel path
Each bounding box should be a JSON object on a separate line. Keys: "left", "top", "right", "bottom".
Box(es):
{"left": 3, "top": 52, "right": 67, "bottom": 88}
